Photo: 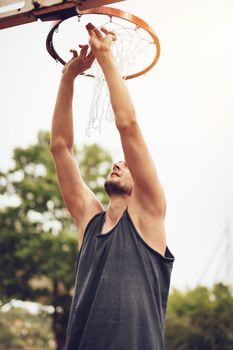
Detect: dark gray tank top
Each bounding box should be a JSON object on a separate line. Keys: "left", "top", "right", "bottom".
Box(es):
{"left": 65, "top": 209, "right": 174, "bottom": 350}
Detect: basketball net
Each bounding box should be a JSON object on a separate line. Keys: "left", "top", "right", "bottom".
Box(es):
{"left": 46, "top": 7, "right": 160, "bottom": 135}
{"left": 86, "top": 21, "right": 154, "bottom": 136}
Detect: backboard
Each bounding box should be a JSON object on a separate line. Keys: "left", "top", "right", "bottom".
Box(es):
{"left": 0, "top": 0, "right": 125, "bottom": 29}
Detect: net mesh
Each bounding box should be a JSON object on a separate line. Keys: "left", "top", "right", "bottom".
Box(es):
{"left": 86, "top": 20, "right": 155, "bottom": 136}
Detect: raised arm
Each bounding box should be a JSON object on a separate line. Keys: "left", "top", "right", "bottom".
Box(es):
{"left": 50, "top": 45, "right": 103, "bottom": 246}
{"left": 87, "top": 24, "right": 166, "bottom": 254}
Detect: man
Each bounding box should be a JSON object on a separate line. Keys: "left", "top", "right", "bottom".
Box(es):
{"left": 50, "top": 23, "right": 174, "bottom": 350}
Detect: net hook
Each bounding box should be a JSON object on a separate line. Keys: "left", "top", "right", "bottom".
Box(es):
{"left": 77, "top": 14, "right": 82, "bottom": 22}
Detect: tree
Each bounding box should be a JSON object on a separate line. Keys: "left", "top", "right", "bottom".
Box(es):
{"left": 165, "top": 284, "right": 233, "bottom": 350}
{"left": 0, "top": 307, "right": 55, "bottom": 349}
{"left": 0, "top": 131, "right": 113, "bottom": 349}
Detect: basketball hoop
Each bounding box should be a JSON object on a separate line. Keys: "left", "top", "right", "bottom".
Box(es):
{"left": 46, "top": 6, "right": 160, "bottom": 135}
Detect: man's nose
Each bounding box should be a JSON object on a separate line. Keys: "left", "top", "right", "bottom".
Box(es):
{"left": 113, "top": 163, "right": 120, "bottom": 171}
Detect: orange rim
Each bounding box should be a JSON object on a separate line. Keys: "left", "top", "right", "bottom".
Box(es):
{"left": 46, "top": 6, "right": 160, "bottom": 79}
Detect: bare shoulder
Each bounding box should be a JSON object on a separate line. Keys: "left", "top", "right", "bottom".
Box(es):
{"left": 128, "top": 195, "right": 166, "bottom": 256}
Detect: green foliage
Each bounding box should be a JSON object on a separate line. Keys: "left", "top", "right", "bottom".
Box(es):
{"left": 0, "top": 229, "right": 77, "bottom": 303}
{"left": 165, "top": 284, "right": 233, "bottom": 350}
{"left": 0, "top": 131, "right": 113, "bottom": 349}
{"left": 0, "top": 307, "right": 55, "bottom": 349}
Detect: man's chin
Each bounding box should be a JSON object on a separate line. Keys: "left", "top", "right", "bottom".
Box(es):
{"left": 104, "top": 180, "right": 131, "bottom": 196}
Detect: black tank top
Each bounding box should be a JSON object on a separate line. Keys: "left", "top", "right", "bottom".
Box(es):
{"left": 65, "top": 209, "right": 174, "bottom": 350}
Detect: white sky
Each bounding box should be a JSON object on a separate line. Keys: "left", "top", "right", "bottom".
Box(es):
{"left": 0, "top": 0, "right": 233, "bottom": 290}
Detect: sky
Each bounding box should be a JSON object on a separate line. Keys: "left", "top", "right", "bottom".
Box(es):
{"left": 0, "top": 0, "right": 233, "bottom": 290}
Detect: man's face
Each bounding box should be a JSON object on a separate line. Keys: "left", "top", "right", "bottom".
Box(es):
{"left": 104, "top": 160, "right": 133, "bottom": 196}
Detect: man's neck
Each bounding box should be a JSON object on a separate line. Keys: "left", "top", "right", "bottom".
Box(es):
{"left": 106, "top": 195, "right": 129, "bottom": 222}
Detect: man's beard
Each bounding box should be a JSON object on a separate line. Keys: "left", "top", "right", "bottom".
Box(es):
{"left": 104, "top": 179, "right": 132, "bottom": 197}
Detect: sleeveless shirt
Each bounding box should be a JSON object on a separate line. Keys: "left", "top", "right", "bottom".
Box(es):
{"left": 65, "top": 209, "right": 174, "bottom": 350}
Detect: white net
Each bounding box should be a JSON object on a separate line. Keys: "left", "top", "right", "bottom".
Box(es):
{"left": 86, "top": 21, "right": 156, "bottom": 136}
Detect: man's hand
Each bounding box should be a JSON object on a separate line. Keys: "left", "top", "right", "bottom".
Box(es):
{"left": 62, "top": 44, "right": 95, "bottom": 79}
{"left": 86, "top": 23, "right": 116, "bottom": 59}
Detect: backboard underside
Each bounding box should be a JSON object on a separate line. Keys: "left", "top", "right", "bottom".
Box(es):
{"left": 0, "top": 0, "right": 125, "bottom": 29}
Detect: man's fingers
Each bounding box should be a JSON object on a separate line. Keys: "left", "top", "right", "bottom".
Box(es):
{"left": 79, "top": 44, "right": 89, "bottom": 59}
{"left": 86, "top": 22, "right": 95, "bottom": 31}
{"left": 86, "top": 22, "right": 103, "bottom": 40}
{"left": 86, "top": 22, "right": 117, "bottom": 44}
{"left": 92, "top": 28, "right": 103, "bottom": 40}
{"left": 70, "top": 49, "right": 78, "bottom": 58}
{"left": 101, "top": 27, "right": 117, "bottom": 41}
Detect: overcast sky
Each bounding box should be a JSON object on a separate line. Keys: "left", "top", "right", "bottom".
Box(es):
{"left": 0, "top": 0, "right": 233, "bottom": 290}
